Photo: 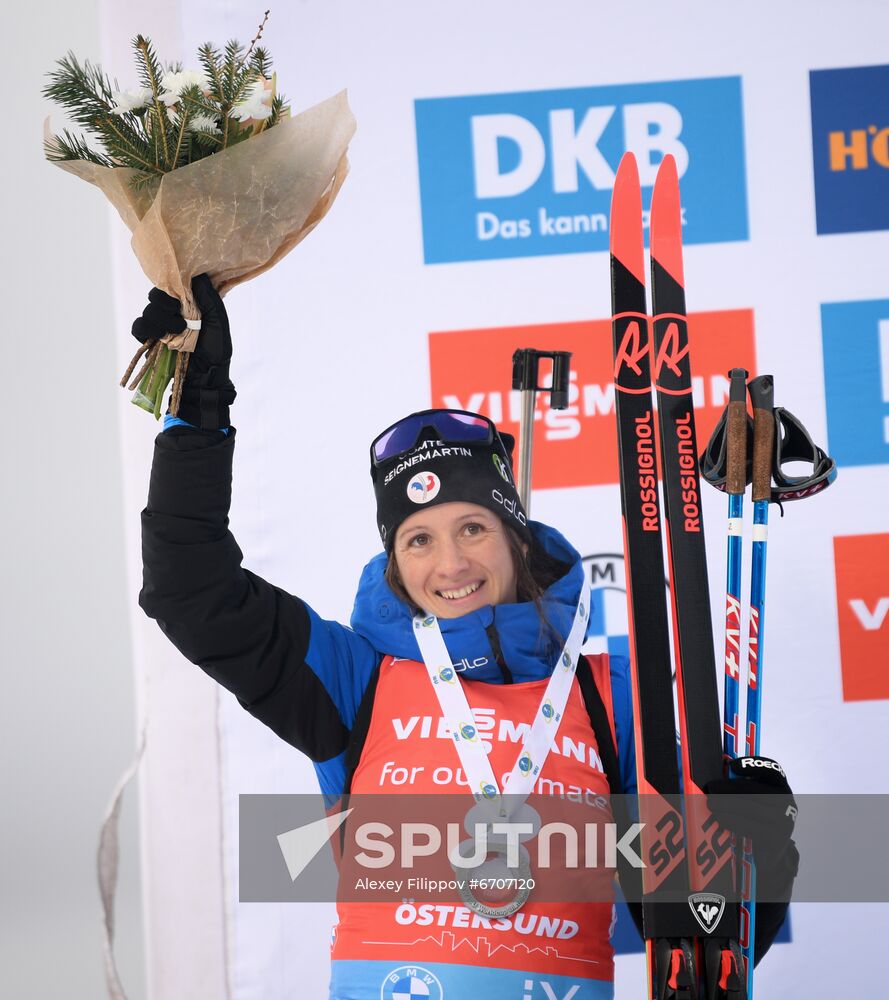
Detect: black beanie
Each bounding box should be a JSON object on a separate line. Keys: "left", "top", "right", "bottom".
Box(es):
{"left": 370, "top": 411, "right": 532, "bottom": 551}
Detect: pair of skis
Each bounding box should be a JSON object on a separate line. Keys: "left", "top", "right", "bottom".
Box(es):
{"left": 610, "top": 153, "right": 744, "bottom": 999}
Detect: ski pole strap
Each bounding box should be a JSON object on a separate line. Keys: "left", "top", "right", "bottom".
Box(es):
{"left": 700, "top": 404, "right": 836, "bottom": 503}
{"left": 770, "top": 406, "right": 837, "bottom": 501}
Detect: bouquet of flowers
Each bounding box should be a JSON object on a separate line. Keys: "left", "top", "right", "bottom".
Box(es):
{"left": 44, "top": 14, "right": 356, "bottom": 417}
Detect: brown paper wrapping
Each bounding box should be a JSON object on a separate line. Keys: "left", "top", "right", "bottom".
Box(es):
{"left": 46, "top": 90, "right": 356, "bottom": 352}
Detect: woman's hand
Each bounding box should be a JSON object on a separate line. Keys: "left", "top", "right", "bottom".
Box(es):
{"left": 132, "top": 275, "right": 235, "bottom": 430}
{"left": 705, "top": 755, "right": 797, "bottom": 871}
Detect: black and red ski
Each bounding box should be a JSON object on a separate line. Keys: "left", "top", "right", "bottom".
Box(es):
{"left": 610, "top": 152, "right": 745, "bottom": 1000}
{"left": 650, "top": 154, "right": 743, "bottom": 998}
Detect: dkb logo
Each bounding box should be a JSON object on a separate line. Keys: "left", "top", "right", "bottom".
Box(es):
{"left": 810, "top": 64, "right": 889, "bottom": 234}
{"left": 414, "top": 77, "right": 748, "bottom": 263}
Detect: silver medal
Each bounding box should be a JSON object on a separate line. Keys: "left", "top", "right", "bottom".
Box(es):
{"left": 451, "top": 819, "right": 535, "bottom": 917}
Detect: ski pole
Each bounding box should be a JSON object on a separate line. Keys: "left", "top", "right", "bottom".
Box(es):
{"left": 723, "top": 368, "right": 749, "bottom": 762}
{"left": 740, "top": 374, "right": 776, "bottom": 992}
{"left": 510, "top": 349, "right": 572, "bottom": 513}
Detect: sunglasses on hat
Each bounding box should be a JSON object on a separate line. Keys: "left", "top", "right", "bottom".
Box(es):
{"left": 371, "top": 409, "right": 499, "bottom": 466}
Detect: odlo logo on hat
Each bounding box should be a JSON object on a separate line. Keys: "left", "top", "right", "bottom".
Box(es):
{"left": 407, "top": 471, "right": 441, "bottom": 504}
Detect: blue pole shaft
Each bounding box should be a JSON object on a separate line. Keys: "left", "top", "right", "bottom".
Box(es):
{"left": 723, "top": 492, "right": 744, "bottom": 759}
{"left": 741, "top": 498, "right": 769, "bottom": 991}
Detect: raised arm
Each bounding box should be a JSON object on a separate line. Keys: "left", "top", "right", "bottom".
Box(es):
{"left": 136, "top": 278, "right": 379, "bottom": 764}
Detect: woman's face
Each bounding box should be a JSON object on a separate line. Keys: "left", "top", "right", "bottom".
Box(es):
{"left": 393, "top": 502, "right": 519, "bottom": 618}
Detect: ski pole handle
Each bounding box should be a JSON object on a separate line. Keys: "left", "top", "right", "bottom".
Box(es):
{"left": 511, "top": 349, "right": 573, "bottom": 403}
{"left": 510, "top": 349, "right": 573, "bottom": 510}
{"left": 549, "top": 352, "right": 572, "bottom": 409}
{"left": 726, "top": 368, "right": 749, "bottom": 496}
{"left": 748, "top": 374, "right": 775, "bottom": 503}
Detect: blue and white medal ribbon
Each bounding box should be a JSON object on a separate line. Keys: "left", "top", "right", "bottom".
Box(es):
{"left": 412, "top": 575, "right": 591, "bottom": 915}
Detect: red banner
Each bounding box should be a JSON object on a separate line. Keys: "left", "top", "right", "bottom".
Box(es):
{"left": 429, "top": 310, "right": 757, "bottom": 490}
{"left": 834, "top": 533, "right": 889, "bottom": 702}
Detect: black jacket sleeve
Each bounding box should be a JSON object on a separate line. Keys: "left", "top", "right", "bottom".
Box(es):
{"left": 139, "top": 427, "right": 351, "bottom": 762}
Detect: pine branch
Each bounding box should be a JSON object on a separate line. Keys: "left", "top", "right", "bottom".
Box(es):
{"left": 133, "top": 35, "right": 171, "bottom": 165}
{"left": 198, "top": 43, "right": 224, "bottom": 103}
{"left": 229, "top": 67, "right": 258, "bottom": 111}
{"left": 178, "top": 89, "right": 223, "bottom": 123}
{"left": 222, "top": 40, "right": 244, "bottom": 104}
{"left": 249, "top": 46, "right": 273, "bottom": 79}
{"left": 132, "top": 34, "right": 164, "bottom": 94}
{"left": 191, "top": 129, "right": 224, "bottom": 153}
{"left": 98, "top": 114, "right": 165, "bottom": 173}
{"left": 43, "top": 52, "right": 116, "bottom": 132}
{"left": 169, "top": 102, "right": 192, "bottom": 169}
{"left": 44, "top": 128, "right": 114, "bottom": 166}
{"left": 265, "top": 93, "right": 288, "bottom": 130}
{"left": 46, "top": 28, "right": 293, "bottom": 180}
{"left": 93, "top": 109, "right": 153, "bottom": 161}
{"left": 145, "top": 106, "right": 163, "bottom": 169}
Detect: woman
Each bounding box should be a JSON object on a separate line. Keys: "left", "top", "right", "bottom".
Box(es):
{"left": 136, "top": 278, "right": 798, "bottom": 999}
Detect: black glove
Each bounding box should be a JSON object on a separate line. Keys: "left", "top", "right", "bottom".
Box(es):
{"left": 705, "top": 756, "right": 798, "bottom": 872}
{"left": 131, "top": 274, "right": 236, "bottom": 431}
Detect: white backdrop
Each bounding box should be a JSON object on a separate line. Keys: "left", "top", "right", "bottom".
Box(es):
{"left": 96, "top": 2, "right": 889, "bottom": 997}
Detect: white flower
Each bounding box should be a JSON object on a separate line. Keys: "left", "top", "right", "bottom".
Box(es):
{"left": 187, "top": 114, "right": 220, "bottom": 134}
{"left": 230, "top": 100, "right": 273, "bottom": 122}
{"left": 110, "top": 87, "right": 153, "bottom": 115}
{"left": 230, "top": 79, "right": 273, "bottom": 122}
{"left": 159, "top": 68, "right": 210, "bottom": 106}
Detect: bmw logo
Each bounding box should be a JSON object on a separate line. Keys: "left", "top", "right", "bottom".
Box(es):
{"left": 381, "top": 965, "right": 443, "bottom": 1000}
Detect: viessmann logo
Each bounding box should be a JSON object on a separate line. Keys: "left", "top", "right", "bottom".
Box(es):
{"left": 428, "top": 311, "right": 756, "bottom": 489}
{"left": 414, "top": 76, "right": 748, "bottom": 264}
{"left": 834, "top": 533, "right": 889, "bottom": 702}
{"left": 810, "top": 64, "right": 889, "bottom": 235}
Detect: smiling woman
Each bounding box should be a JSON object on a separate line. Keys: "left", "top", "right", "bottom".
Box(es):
{"left": 136, "top": 283, "right": 796, "bottom": 1000}
{"left": 372, "top": 410, "right": 567, "bottom": 613}
{"left": 390, "top": 503, "right": 522, "bottom": 616}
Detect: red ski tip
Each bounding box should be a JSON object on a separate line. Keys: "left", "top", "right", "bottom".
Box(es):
{"left": 650, "top": 154, "right": 685, "bottom": 287}
{"left": 610, "top": 152, "right": 645, "bottom": 286}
